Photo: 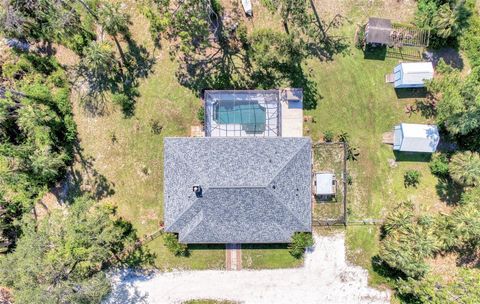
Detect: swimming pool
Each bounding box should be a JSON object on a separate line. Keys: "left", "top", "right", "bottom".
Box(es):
{"left": 213, "top": 101, "right": 266, "bottom": 133}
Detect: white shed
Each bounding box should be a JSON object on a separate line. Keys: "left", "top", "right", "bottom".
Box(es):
{"left": 393, "top": 62, "right": 434, "bottom": 88}
{"left": 315, "top": 173, "right": 336, "bottom": 196}
{"left": 393, "top": 123, "right": 440, "bottom": 153}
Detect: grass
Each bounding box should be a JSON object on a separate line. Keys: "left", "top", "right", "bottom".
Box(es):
{"left": 70, "top": 0, "right": 452, "bottom": 273}
{"left": 312, "top": 143, "right": 346, "bottom": 220}
{"left": 242, "top": 244, "right": 303, "bottom": 269}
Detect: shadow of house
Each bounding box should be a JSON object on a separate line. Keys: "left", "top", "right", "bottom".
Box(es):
{"left": 394, "top": 87, "right": 428, "bottom": 99}
{"left": 393, "top": 151, "right": 432, "bottom": 162}
{"left": 363, "top": 45, "right": 387, "bottom": 60}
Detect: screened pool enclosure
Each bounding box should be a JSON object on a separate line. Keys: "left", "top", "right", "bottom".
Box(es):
{"left": 204, "top": 90, "right": 280, "bottom": 137}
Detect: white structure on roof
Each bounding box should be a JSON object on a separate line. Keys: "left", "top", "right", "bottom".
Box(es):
{"left": 315, "top": 173, "right": 336, "bottom": 196}
{"left": 393, "top": 62, "right": 434, "bottom": 88}
{"left": 393, "top": 123, "right": 440, "bottom": 153}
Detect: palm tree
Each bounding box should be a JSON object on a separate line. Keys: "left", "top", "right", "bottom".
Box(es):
{"left": 97, "top": 2, "right": 131, "bottom": 68}
{"left": 432, "top": 4, "right": 457, "bottom": 38}
{"left": 79, "top": 41, "right": 118, "bottom": 102}
{"left": 449, "top": 151, "right": 480, "bottom": 187}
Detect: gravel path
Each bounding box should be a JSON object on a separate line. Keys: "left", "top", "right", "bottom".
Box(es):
{"left": 107, "top": 234, "right": 390, "bottom": 304}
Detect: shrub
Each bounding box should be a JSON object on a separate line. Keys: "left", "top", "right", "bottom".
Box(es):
{"left": 47, "top": 69, "right": 67, "bottom": 88}
{"left": 323, "top": 130, "right": 334, "bottom": 142}
{"left": 404, "top": 170, "right": 421, "bottom": 188}
{"left": 150, "top": 119, "right": 163, "bottom": 134}
{"left": 197, "top": 106, "right": 205, "bottom": 124}
{"left": 111, "top": 93, "right": 134, "bottom": 115}
{"left": 163, "top": 233, "right": 189, "bottom": 257}
{"left": 288, "top": 232, "right": 314, "bottom": 258}
{"left": 429, "top": 153, "right": 449, "bottom": 178}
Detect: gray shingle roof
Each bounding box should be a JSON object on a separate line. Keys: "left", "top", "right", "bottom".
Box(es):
{"left": 164, "top": 137, "right": 312, "bottom": 243}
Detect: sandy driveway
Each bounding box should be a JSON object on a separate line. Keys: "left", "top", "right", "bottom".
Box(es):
{"left": 107, "top": 234, "right": 390, "bottom": 304}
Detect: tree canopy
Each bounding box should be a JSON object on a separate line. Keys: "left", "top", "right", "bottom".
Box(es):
{"left": 0, "top": 196, "right": 139, "bottom": 304}
{"left": 0, "top": 50, "right": 76, "bottom": 250}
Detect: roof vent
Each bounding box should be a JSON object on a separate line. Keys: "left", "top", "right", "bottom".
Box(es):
{"left": 192, "top": 185, "right": 202, "bottom": 197}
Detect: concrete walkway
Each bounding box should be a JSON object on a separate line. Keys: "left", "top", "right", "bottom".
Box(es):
{"left": 107, "top": 234, "right": 390, "bottom": 304}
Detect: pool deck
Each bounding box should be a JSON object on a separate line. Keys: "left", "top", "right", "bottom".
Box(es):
{"left": 280, "top": 90, "right": 304, "bottom": 137}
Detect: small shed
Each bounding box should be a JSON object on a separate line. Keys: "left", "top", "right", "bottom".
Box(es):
{"left": 393, "top": 123, "right": 440, "bottom": 153}
{"left": 393, "top": 62, "right": 434, "bottom": 88}
{"left": 314, "top": 173, "right": 336, "bottom": 196}
{"left": 365, "top": 17, "right": 392, "bottom": 45}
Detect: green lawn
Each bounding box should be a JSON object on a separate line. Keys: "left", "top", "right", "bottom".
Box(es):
{"left": 242, "top": 244, "right": 303, "bottom": 269}
{"left": 71, "top": 0, "right": 449, "bottom": 273}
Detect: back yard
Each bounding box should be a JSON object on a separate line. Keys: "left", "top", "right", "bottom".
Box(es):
{"left": 70, "top": 0, "right": 461, "bottom": 275}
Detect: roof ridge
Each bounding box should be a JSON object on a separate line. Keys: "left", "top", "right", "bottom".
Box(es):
{"left": 266, "top": 139, "right": 310, "bottom": 186}
{"left": 264, "top": 140, "right": 310, "bottom": 231}
{"left": 178, "top": 210, "right": 204, "bottom": 243}
{"left": 266, "top": 183, "right": 309, "bottom": 231}
{"left": 164, "top": 147, "right": 208, "bottom": 232}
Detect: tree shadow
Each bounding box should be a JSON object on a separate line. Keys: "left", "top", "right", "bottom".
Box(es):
{"left": 63, "top": 141, "right": 115, "bottom": 203}
{"left": 414, "top": 98, "right": 436, "bottom": 119}
{"left": 111, "top": 35, "right": 156, "bottom": 117}
{"left": 456, "top": 245, "right": 480, "bottom": 268}
{"left": 423, "top": 47, "right": 464, "bottom": 70}
{"left": 76, "top": 34, "right": 155, "bottom": 118}
{"left": 172, "top": 8, "right": 325, "bottom": 110}
{"left": 371, "top": 255, "right": 406, "bottom": 280}
{"left": 435, "top": 178, "right": 463, "bottom": 205}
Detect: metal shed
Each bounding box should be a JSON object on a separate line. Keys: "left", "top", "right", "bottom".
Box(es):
{"left": 314, "top": 173, "right": 336, "bottom": 196}
{"left": 393, "top": 62, "right": 434, "bottom": 88}
{"left": 393, "top": 123, "right": 440, "bottom": 153}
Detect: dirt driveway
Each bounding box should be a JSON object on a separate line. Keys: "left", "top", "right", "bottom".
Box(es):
{"left": 107, "top": 233, "right": 390, "bottom": 304}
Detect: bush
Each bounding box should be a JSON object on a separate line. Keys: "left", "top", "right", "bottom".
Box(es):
{"left": 197, "top": 106, "right": 205, "bottom": 124}
{"left": 288, "top": 232, "right": 314, "bottom": 258}
{"left": 323, "top": 130, "right": 334, "bottom": 142}
{"left": 111, "top": 93, "right": 134, "bottom": 115}
{"left": 404, "top": 170, "right": 421, "bottom": 188}
{"left": 150, "top": 119, "right": 163, "bottom": 134}
{"left": 429, "top": 153, "right": 449, "bottom": 178}
{"left": 163, "top": 233, "right": 189, "bottom": 257}
{"left": 47, "top": 69, "right": 67, "bottom": 88}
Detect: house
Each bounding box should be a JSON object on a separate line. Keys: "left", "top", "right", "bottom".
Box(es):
{"left": 163, "top": 137, "right": 312, "bottom": 243}
{"left": 393, "top": 123, "right": 440, "bottom": 153}
{"left": 314, "top": 173, "right": 336, "bottom": 196}
{"left": 203, "top": 89, "right": 303, "bottom": 137}
{"left": 393, "top": 62, "right": 434, "bottom": 88}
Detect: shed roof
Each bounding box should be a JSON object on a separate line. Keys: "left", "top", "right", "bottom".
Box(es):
{"left": 393, "top": 123, "right": 440, "bottom": 153}
{"left": 394, "top": 62, "right": 434, "bottom": 87}
{"left": 366, "top": 17, "right": 392, "bottom": 44}
{"left": 164, "top": 137, "right": 312, "bottom": 243}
